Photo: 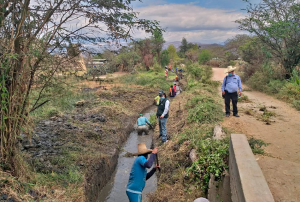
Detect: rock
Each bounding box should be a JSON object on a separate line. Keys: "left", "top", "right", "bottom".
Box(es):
{"left": 96, "top": 116, "right": 106, "bottom": 122}
{"left": 28, "top": 190, "right": 38, "bottom": 198}
{"left": 1, "top": 193, "right": 8, "bottom": 200}
{"left": 213, "top": 124, "right": 225, "bottom": 140}
{"left": 44, "top": 121, "right": 51, "bottom": 126}
{"left": 189, "top": 149, "right": 197, "bottom": 163}
{"left": 57, "top": 118, "right": 63, "bottom": 122}
{"left": 76, "top": 100, "right": 85, "bottom": 107}
{"left": 8, "top": 198, "right": 17, "bottom": 202}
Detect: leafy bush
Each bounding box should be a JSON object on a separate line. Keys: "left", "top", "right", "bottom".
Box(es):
{"left": 198, "top": 49, "right": 212, "bottom": 64}
{"left": 119, "top": 71, "right": 170, "bottom": 92}
{"left": 186, "top": 63, "right": 213, "bottom": 84}
{"left": 187, "top": 138, "right": 230, "bottom": 193}
{"left": 293, "top": 100, "right": 300, "bottom": 111}
{"left": 267, "top": 80, "right": 285, "bottom": 93}
{"left": 186, "top": 95, "right": 223, "bottom": 124}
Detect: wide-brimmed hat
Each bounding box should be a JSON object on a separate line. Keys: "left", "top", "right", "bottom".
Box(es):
{"left": 224, "top": 66, "right": 236, "bottom": 74}
{"left": 133, "top": 143, "right": 152, "bottom": 156}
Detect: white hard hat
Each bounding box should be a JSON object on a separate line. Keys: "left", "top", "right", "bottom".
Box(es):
{"left": 193, "top": 198, "right": 209, "bottom": 202}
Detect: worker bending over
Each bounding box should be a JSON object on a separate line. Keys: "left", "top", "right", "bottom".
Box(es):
{"left": 126, "top": 143, "right": 159, "bottom": 202}
{"left": 136, "top": 114, "right": 152, "bottom": 135}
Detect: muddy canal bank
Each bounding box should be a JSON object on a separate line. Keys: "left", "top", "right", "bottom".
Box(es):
{"left": 19, "top": 79, "right": 159, "bottom": 201}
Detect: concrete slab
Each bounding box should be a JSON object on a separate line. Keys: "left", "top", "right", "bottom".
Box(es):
{"left": 230, "top": 134, "right": 275, "bottom": 202}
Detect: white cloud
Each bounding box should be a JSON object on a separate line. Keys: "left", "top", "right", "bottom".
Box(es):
{"left": 135, "top": 4, "right": 246, "bottom": 43}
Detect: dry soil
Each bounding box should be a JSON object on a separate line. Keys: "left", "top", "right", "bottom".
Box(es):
{"left": 213, "top": 67, "right": 300, "bottom": 202}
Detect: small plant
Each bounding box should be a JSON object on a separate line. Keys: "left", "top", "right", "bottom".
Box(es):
{"left": 244, "top": 109, "right": 254, "bottom": 116}
{"left": 187, "top": 138, "right": 230, "bottom": 193}
{"left": 149, "top": 114, "right": 157, "bottom": 128}
{"left": 248, "top": 137, "right": 269, "bottom": 154}
{"left": 238, "top": 95, "right": 250, "bottom": 103}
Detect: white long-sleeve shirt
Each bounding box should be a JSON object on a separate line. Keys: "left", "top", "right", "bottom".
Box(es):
{"left": 161, "top": 100, "right": 170, "bottom": 118}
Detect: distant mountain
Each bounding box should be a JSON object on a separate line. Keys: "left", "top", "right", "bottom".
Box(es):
{"left": 163, "top": 41, "right": 223, "bottom": 50}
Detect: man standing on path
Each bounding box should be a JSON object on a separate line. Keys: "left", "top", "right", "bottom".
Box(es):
{"left": 136, "top": 114, "right": 152, "bottom": 135}
{"left": 156, "top": 91, "right": 170, "bottom": 143}
{"left": 126, "top": 143, "right": 159, "bottom": 202}
{"left": 222, "top": 66, "right": 242, "bottom": 117}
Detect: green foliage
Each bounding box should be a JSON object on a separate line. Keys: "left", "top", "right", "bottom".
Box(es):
{"left": 161, "top": 50, "right": 170, "bottom": 67}
{"left": 187, "top": 138, "right": 230, "bottom": 193}
{"left": 153, "top": 60, "right": 162, "bottom": 72}
{"left": 237, "top": 0, "right": 300, "bottom": 73}
{"left": 167, "top": 44, "right": 178, "bottom": 60}
{"left": 119, "top": 71, "right": 170, "bottom": 92}
{"left": 229, "top": 60, "right": 236, "bottom": 66}
{"left": 248, "top": 137, "right": 269, "bottom": 155}
{"left": 35, "top": 166, "right": 83, "bottom": 187}
{"left": 31, "top": 85, "right": 96, "bottom": 120}
{"left": 149, "top": 114, "right": 157, "bottom": 128}
{"left": 239, "top": 36, "right": 266, "bottom": 65}
{"left": 198, "top": 49, "right": 212, "bottom": 64}
{"left": 186, "top": 63, "right": 213, "bottom": 84}
{"left": 186, "top": 95, "right": 223, "bottom": 124}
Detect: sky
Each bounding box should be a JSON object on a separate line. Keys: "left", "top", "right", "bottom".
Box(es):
{"left": 130, "top": 0, "right": 261, "bottom": 44}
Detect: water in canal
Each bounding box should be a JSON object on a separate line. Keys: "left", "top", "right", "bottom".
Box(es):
{"left": 97, "top": 109, "right": 157, "bottom": 202}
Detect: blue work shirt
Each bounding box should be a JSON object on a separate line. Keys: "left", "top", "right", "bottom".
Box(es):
{"left": 137, "top": 117, "right": 150, "bottom": 126}
{"left": 221, "top": 74, "right": 243, "bottom": 93}
{"left": 126, "top": 156, "right": 147, "bottom": 194}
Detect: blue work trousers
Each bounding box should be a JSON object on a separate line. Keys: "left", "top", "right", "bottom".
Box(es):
{"left": 159, "top": 118, "right": 167, "bottom": 142}
{"left": 126, "top": 191, "right": 142, "bottom": 202}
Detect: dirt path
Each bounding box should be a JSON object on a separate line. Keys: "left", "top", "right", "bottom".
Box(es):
{"left": 212, "top": 68, "right": 300, "bottom": 202}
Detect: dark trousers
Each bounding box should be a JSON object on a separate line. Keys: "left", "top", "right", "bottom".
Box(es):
{"left": 225, "top": 91, "right": 238, "bottom": 115}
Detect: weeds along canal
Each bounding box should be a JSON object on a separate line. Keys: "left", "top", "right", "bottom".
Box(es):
{"left": 97, "top": 107, "right": 157, "bottom": 202}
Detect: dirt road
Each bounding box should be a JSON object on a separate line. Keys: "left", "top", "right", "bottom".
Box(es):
{"left": 213, "top": 68, "right": 300, "bottom": 202}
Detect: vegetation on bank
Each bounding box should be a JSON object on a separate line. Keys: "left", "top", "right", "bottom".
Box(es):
{"left": 147, "top": 63, "right": 230, "bottom": 201}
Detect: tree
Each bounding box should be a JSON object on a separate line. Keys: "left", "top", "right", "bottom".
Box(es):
{"left": 0, "top": 0, "right": 161, "bottom": 172}
{"left": 161, "top": 50, "right": 170, "bottom": 67}
{"left": 179, "top": 37, "right": 188, "bottom": 54}
{"left": 198, "top": 49, "right": 212, "bottom": 64}
{"left": 224, "top": 34, "right": 252, "bottom": 56}
{"left": 151, "top": 30, "right": 165, "bottom": 64}
{"left": 168, "top": 44, "right": 178, "bottom": 61}
{"left": 237, "top": 0, "right": 300, "bottom": 74}
{"left": 186, "top": 49, "right": 199, "bottom": 63}
{"left": 239, "top": 37, "right": 266, "bottom": 65}
{"left": 136, "top": 39, "right": 154, "bottom": 71}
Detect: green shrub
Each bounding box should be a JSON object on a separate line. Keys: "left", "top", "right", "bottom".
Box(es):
{"left": 186, "top": 95, "right": 223, "bottom": 124}
{"left": 149, "top": 114, "right": 157, "bottom": 128}
{"left": 293, "top": 100, "right": 300, "bottom": 111}
{"left": 198, "top": 49, "right": 212, "bottom": 64}
{"left": 267, "top": 80, "right": 285, "bottom": 93}
{"left": 187, "top": 138, "right": 230, "bottom": 193}
{"left": 229, "top": 60, "right": 236, "bottom": 66}
{"left": 186, "top": 63, "right": 213, "bottom": 84}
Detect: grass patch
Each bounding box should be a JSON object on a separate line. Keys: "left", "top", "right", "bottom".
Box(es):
{"left": 30, "top": 86, "right": 96, "bottom": 120}
{"left": 186, "top": 95, "right": 223, "bottom": 124}
{"left": 149, "top": 114, "right": 157, "bottom": 128}
{"left": 248, "top": 137, "right": 269, "bottom": 154}
{"left": 119, "top": 70, "right": 172, "bottom": 92}
{"left": 238, "top": 95, "right": 250, "bottom": 102}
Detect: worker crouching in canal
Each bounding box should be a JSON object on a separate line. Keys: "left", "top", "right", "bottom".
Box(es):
{"left": 136, "top": 114, "right": 152, "bottom": 135}
{"left": 126, "top": 143, "right": 160, "bottom": 202}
